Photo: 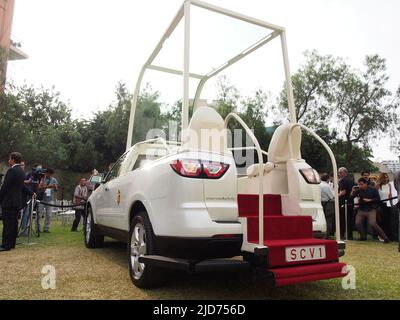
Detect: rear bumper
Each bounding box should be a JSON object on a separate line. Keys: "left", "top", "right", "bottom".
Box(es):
{"left": 154, "top": 234, "right": 243, "bottom": 260}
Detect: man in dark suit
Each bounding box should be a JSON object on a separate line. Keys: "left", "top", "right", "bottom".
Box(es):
{"left": 0, "top": 152, "right": 27, "bottom": 252}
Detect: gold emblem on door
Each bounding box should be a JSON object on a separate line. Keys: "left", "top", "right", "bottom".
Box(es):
{"left": 116, "top": 190, "right": 121, "bottom": 206}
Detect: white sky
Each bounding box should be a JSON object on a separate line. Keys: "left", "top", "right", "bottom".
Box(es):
{"left": 7, "top": 0, "right": 400, "bottom": 161}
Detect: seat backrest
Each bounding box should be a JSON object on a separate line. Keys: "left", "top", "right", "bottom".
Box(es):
{"left": 268, "top": 123, "right": 302, "bottom": 163}
{"left": 182, "top": 107, "right": 227, "bottom": 153}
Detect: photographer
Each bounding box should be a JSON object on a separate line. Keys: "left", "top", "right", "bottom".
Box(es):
{"left": 20, "top": 164, "right": 43, "bottom": 236}
{"left": 37, "top": 168, "right": 59, "bottom": 233}
{"left": 352, "top": 177, "right": 390, "bottom": 243}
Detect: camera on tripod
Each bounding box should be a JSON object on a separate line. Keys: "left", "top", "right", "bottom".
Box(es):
{"left": 31, "top": 166, "right": 45, "bottom": 183}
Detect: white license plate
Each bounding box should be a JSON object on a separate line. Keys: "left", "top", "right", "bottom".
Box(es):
{"left": 285, "top": 245, "right": 326, "bottom": 262}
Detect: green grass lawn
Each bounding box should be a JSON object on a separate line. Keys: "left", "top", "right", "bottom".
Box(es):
{"left": 0, "top": 219, "right": 399, "bottom": 300}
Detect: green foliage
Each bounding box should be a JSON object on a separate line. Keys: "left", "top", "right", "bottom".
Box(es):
{"left": 240, "top": 89, "right": 272, "bottom": 152}
{"left": 277, "top": 51, "right": 399, "bottom": 172}
{"left": 0, "top": 83, "right": 71, "bottom": 167}
{"left": 329, "top": 55, "right": 399, "bottom": 164}
{"left": 132, "top": 84, "right": 166, "bottom": 144}
{"left": 278, "top": 50, "right": 341, "bottom": 128}
{"left": 300, "top": 129, "right": 377, "bottom": 174}
{"left": 215, "top": 75, "right": 240, "bottom": 120}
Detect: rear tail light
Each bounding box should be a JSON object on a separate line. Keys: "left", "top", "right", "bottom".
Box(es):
{"left": 170, "top": 159, "right": 229, "bottom": 179}
{"left": 170, "top": 159, "right": 201, "bottom": 177}
{"left": 203, "top": 161, "right": 229, "bottom": 178}
{"left": 299, "top": 168, "right": 321, "bottom": 184}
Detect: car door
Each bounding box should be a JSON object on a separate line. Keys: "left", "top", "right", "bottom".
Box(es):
{"left": 99, "top": 152, "right": 128, "bottom": 228}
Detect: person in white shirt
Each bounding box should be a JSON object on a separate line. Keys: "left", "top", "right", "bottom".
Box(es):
{"left": 320, "top": 173, "right": 335, "bottom": 239}
{"left": 376, "top": 173, "right": 394, "bottom": 240}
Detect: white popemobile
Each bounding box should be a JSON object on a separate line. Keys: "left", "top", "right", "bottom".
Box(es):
{"left": 84, "top": 0, "right": 347, "bottom": 288}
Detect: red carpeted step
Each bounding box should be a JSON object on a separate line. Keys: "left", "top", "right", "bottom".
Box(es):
{"left": 260, "top": 238, "right": 340, "bottom": 268}
{"left": 268, "top": 262, "right": 347, "bottom": 287}
{"left": 238, "top": 194, "right": 282, "bottom": 217}
{"left": 247, "top": 216, "right": 313, "bottom": 241}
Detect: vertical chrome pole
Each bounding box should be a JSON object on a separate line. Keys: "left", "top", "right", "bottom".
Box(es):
{"left": 280, "top": 30, "right": 296, "bottom": 124}
{"left": 28, "top": 197, "right": 34, "bottom": 244}
{"left": 182, "top": 0, "right": 191, "bottom": 132}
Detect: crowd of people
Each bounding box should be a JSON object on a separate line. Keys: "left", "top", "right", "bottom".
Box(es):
{"left": 19, "top": 163, "right": 59, "bottom": 236}
{"left": 0, "top": 152, "right": 110, "bottom": 252}
{"left": 320, "top": 167, "right": 400, "bottom": 244}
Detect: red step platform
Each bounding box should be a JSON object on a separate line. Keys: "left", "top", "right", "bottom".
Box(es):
{"left": 238, "top": 194, "right": 347, "bottom": 286}
{"left": 269, "top": 262, "right": 347, "bottom": 287}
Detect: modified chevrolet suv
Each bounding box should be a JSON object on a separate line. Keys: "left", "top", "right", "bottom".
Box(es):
{"left": 84, "top": 130, "right": 243, "bottom": 288}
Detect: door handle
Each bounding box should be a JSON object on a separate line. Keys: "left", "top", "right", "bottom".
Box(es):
{"left": 105, "top": 186, "right": 110, "bottom": 192}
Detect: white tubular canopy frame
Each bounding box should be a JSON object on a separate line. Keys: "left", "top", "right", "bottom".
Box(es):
{"left": 225, "top": 112, "right": 265, "bottom": 247}
{"left": 288, "top": 124, "right": 342, "bottom": 243}
{"left": 126, "top": 0, "right": 297, "bottom": 150}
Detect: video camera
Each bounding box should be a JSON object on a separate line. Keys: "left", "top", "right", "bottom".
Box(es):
{"left": 31, "top": 166, "right": 46, "bottom": 182}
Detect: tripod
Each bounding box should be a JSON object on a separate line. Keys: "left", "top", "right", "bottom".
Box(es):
{"left": 19, "top": 196, "right": 39, "bottom": 245}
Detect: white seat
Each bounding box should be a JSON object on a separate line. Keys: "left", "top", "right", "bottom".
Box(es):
{"left": 182, "top": 107, "right": 227, "bottom": 153}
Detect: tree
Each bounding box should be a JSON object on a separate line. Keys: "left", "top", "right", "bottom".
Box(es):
{"left": 0, "top": 83, "right": 72, "bottom": 167}
{"left": 300, "top": 129, "right": 377, "bottom": 173}
{"left": 215, "top": 75, "right": 240, "bottom": 120}
{"left": 132, "top": 83, "right": 165, "bottom": 144}
{"left": 104, "top": 82, "right": 132, "bottom": 158}
{"left": 240, "top": 89, "right": 271, "bottom": 152}
{"left": 164, "top": 99, "right": 194, "bottom": 141}
{"left": 390, "top": 87, "right": 400, "bottom": 156}
{"left": 329, "top": 54, "right": 399, "bottom": 165}
{"left": 276, "top": 52, "right": 399, "bottom": 172}
{"left": 277, "top": 50, "right": 341, "bottom": 128}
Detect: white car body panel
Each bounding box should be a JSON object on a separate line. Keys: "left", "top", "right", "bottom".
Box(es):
{"left": 89, "top": 147, "right": 241, "bottom": 238}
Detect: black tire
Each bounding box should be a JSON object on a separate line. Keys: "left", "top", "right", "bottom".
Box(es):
{"left": 84, "top": 205, "right": 104, "bottom": 248}
{"left": 128, "top": 211, "right": 164, "bottom": 288}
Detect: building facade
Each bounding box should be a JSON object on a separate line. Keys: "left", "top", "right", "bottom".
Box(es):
{"left": 0, "top": 0, "right": 27, "bottom": 92}
{"left": 381, "top": 160, "right": 400, "bottom": 174}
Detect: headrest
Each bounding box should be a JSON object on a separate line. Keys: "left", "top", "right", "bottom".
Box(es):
{"left": 268, "top": 123, "right": 302, "bottom": 163}
{"left": 182, "top": 107, "right": 227, "bottom": 153}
